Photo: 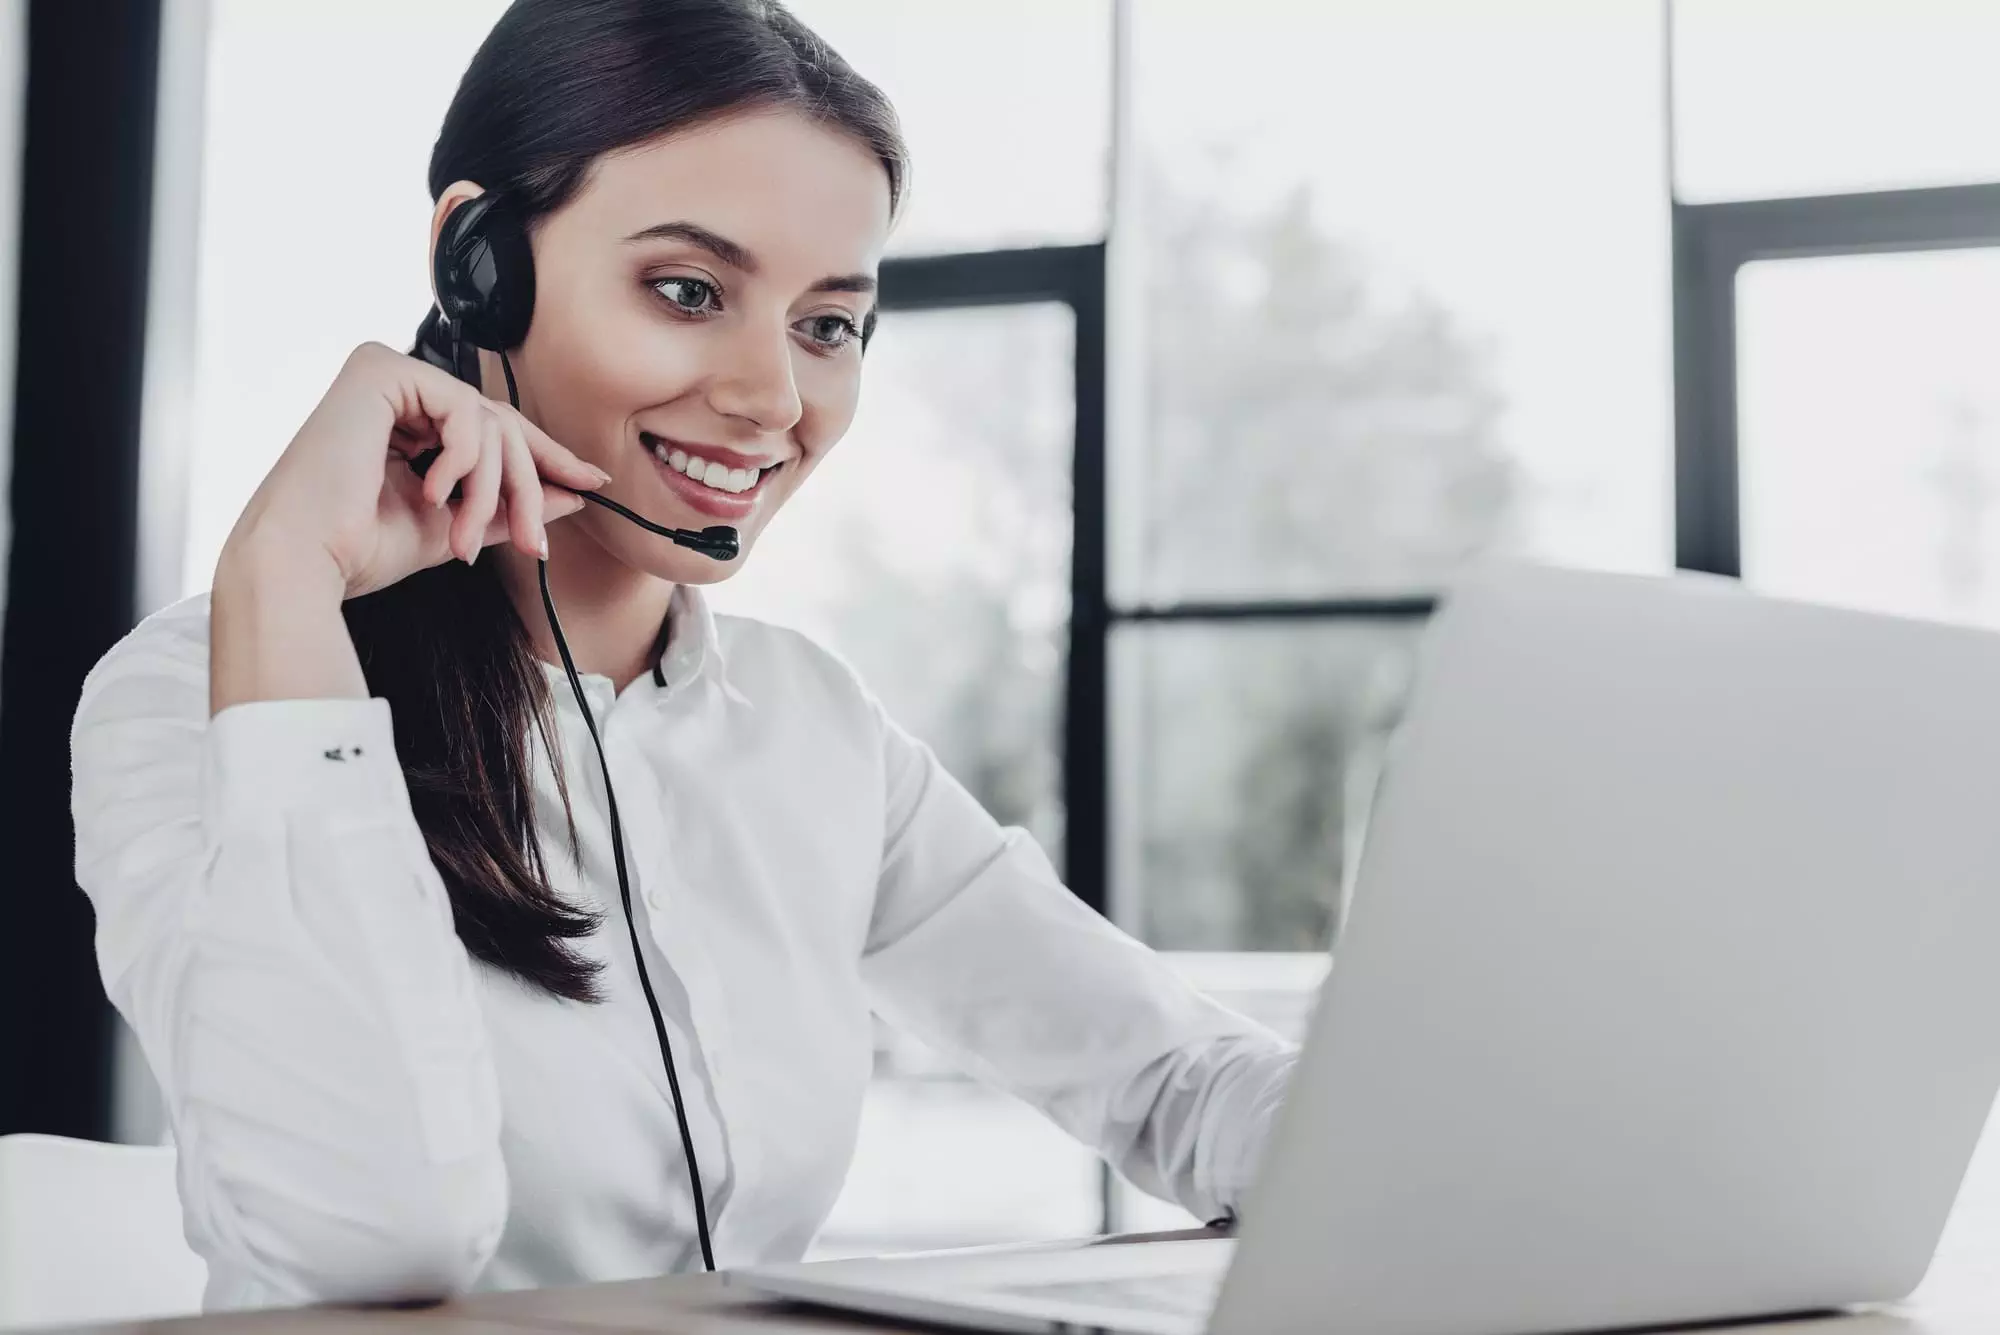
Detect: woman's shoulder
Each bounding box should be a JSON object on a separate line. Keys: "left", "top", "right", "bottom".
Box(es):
{"left": 710, "top": 610, "right": 879, "bottom": 717}
{"left": 74, "top": 592, "right": 213, "bottom": 732}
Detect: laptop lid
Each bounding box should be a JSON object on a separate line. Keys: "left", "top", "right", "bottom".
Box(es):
{"left": 1216, "top": 563, "right": 2000, "bottom": 1335}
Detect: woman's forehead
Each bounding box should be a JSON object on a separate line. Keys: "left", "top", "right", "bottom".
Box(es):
{"left": 558, "top": 109, "right": 892, "bottom": 277}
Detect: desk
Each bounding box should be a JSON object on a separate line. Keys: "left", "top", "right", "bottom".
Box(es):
{"left": 47, "top": 1126, "right": 2000, "bottom": 1335}
{"left": 34, "top": 1218, "right": 2000, "bottom": 1335}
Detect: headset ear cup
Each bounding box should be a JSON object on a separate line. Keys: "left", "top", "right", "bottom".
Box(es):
{"left": 433, "top": 192, "right": 535, "bottom": 351}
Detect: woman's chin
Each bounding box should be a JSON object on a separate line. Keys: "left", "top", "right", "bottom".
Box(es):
{"left": 642, "top": 540, "right": 752, "bottom": 586}
{"left": 668, "top": 554, "right": 744, "bottom": 585}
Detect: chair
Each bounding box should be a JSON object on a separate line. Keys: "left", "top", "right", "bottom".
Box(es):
{"left": 0, "top": 1134, "right": 206, "bottom": 1329}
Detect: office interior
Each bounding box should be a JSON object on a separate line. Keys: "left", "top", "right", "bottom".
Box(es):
{"left": 4, "top": 0, "right": 2000, "bottom": 1287}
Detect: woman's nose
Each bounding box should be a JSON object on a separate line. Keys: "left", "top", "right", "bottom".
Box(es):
{"left": 705, "top": 317, "right": 803, "bottom": 434}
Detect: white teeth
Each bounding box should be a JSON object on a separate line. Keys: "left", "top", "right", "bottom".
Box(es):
{"left": 650, "top": 436, "right": 768, "bottom": 494}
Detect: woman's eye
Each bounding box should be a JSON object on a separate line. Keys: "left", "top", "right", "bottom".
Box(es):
{"left": 801, "top": 314, "right": 860, "bottom": 350}
{"left": 652, "top": 277, "right": 719, "bottom": 315}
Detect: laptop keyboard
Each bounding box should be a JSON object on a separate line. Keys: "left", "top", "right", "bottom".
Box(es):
{"left": 990, "top": 1269, "right": 1222, "bottom": 1318}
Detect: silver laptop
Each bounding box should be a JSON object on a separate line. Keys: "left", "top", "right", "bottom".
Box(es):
{"left": 738, "top": 563, "right": 2000, "bottom": 1335}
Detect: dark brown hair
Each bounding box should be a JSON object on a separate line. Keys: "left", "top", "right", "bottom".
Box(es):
{"left": 343, "top": 0, "right": 907, "bottom": 1001}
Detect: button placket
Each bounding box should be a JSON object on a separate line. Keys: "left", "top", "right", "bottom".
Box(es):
{"left": 615, "top": 740, "right": 733, "bottom": 1057}
{"left": 606, "top": 722, "right": 738, "bottom": 1120}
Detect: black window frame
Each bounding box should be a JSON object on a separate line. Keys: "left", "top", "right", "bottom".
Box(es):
{"left": 877, "top": 244, "right": 1111, "bottom": 911}
{"left": 1673, "top": 182, "right": 2000, "bottom": 577}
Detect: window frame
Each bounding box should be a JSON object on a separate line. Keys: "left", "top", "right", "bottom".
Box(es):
{"left": 1672, "top": 182, "right": 2000, "bottom": 576}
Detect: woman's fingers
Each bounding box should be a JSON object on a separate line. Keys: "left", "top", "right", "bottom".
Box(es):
{"left": 507, "top": 407, "right": 612, "bottom": 493}
{"left": 543, "top": 484, "right": 588, "bottom": 520}
{"left": 451, "top": 414, "right": 505, "bottom": 562}
{"left": 367, "top": 345, "right": 605, "bottom": 562}
{"left": 476, "top": 486, "right": 587, "bottom": 554}
{"left": 497, "top": 414, "right": 546, "bottom": 559}
{"left": 419, "top": 389, "right": 488, "bottom": 511}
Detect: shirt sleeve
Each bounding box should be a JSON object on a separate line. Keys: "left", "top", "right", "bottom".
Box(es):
{"left": 857, "top": 697, "right": 1298, "bottom": 1224}
{"left": 69, "top": 619, "right": 508, "bottom": 1308}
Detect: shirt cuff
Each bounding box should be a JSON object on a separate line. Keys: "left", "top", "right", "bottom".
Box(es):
{"left": 202, "top": 697, "right": 410, "bottom": 828}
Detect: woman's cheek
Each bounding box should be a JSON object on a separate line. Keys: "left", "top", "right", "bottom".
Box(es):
{"left": 803, "top": 359, "right": 864, "bottom": 447}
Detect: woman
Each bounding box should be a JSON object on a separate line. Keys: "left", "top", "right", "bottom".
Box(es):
{"left": 70, "top": 0, "right": 1295, "bottom": 1311}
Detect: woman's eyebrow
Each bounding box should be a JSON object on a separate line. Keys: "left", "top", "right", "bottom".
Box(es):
{"left": 810, "top": 273, "right": 877, "bottom": 296}
{"left": 622, "top": 220, "right": 877, "bottom": 297}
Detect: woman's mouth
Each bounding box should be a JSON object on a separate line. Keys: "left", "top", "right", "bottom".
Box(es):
{"left": 639, "top": 431, "right": 783, "bottom": 520}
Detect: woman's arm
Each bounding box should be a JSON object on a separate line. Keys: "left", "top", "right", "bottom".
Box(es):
{"left": 73, "top": 617, "right": 507, "bottom": 1306}
{"left": 857, "top": 698, "right": 1298, "bottom": 1224}
{"left": 208, "top": 534, "right": 365, "bottom": 709}
{"left": 209, "top": 340, "right": 599, "bottom": 715}
{"left": 70, "top": 345, "right": 604, "bottom": 1307}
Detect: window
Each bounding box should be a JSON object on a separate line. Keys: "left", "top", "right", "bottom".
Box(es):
{"left": 781, "top": 0, "right": 1112, "bottom": 257}
{"left": 1737, "top": 249, "right": 2000, "bottom": 628}
{"left": 1672, "top": 0, "right": 2000, "bottom": 204}
{"left": 1112, "top": 621, "right": 1420, "bottom": 951}
{"left": 180, "top": 0, "right": 508, "bottom": 596}
{"left": 1119, "top": 0, "right": 1674, "bottom": 607}
{"left": 1110, "top": 0, "right": 1674, "bottom": 966}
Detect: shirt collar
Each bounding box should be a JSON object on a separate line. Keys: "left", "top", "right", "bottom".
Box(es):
{"left": 537, "top": 584, "right": 744, "bottom": 709}
{"left": 654, "top": 583, "right": 748, "bottom": 706}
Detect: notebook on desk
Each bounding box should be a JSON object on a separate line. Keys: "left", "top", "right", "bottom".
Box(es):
{"left": 738, "top": 563, "right": 2000, "bottom": 1335}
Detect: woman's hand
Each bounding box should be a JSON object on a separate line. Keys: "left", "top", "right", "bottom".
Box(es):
{"left": 221, "top": 341, "right": 607, "bottom": 600}
{"left": 208, "top": 342, "right": 607, "bottom": 714}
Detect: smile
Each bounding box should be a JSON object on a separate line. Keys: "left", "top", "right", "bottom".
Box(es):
{"left": 638, "top": 431, "right": 784, "bottom": 520}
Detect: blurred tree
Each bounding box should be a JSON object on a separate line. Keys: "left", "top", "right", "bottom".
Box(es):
{"left": 1142, "top": 178, "right": 1512, "bottom": 597}
{"left": 1131, "top": 170, "right": 1515, "bottom": 949}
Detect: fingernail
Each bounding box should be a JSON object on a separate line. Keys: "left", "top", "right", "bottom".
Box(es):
{"left": 537, "top": 533, "right": 549, "bottom": 560}
{"left": 589, "top": 465, "right": 613, "bottom": 485}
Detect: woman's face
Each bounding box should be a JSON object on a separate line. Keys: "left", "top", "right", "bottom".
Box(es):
{"left": 437, "top": 107, "right": 892, "bottom": 585}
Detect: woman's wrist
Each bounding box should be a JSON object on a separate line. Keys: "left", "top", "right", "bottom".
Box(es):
{"left": 211, "top": 523, "right": 369, "bottom": 715}
{"left": 215, "top": 518, "right": 347, "bottom": 610}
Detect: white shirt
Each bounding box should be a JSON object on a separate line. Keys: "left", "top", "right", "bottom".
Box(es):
{"left": 69, "top": 585, "right": 1296, "bottom": 1312}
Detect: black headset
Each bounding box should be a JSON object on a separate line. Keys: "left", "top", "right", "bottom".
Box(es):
{"left": 421, "top": 190, "right": 723, "bottom": 1273}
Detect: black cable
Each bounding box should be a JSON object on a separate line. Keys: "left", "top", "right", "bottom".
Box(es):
{"left": 499, "top": 346, "right": 520, "bottom": 408}
{"left": 505, "top": 350, "right": 718, "bottom": 1273}
{"left": 536, "top": 559, "right": 717, "bottom": 1273}
{"left": 575, "top": 488, "right": 719, "bottom": 545}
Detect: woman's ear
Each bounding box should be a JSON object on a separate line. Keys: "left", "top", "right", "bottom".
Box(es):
{"left": 427, "top": 180, "right": 490, "bottom": 301}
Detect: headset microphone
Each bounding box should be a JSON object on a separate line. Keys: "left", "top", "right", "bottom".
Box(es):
{"left": 574, "top": 487, "right": 742, "bottom": 562}
{"left": 404, "top": 446, "right": 743, "bottom": 563}
{"left": 683, "top": 527, "right": 741, "bottom": 561}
